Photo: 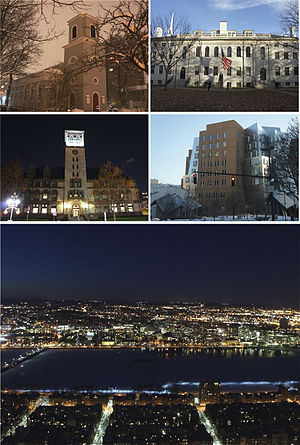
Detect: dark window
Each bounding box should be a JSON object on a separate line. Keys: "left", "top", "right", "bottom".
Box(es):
{"left": 227, "top": 67, "right": 231, "bottom": 76}
{"left": 182, "top": 47, "right": 187, "bottom": 59}
{"left": 213, "top": 66, "right": 218, "bottom": 75}
{"left": 246, "top": 46, "right": 251, "bottom": 57}
{"left": 196, "top": 46, "right": 201, "bottom": 57}
{"left": 214, "top": 47, "right": 219, "bottom": 57}
{"left": 91, "top": 25, "right": 96, "bottom": 38}
{"left": 237, "top": 46, "right": 241, "bottom": 57}
{"left": 294, "top": 66, "right": 298, "bottom": 75}
{"left": 260, "top": 47, "right": 265, "bottom": 59}
{"left": 159, "top": 65, "right": 163, "bottom": 74}
{"left": 204, "top": 66, "right": 209, "bottom": 75}
{"left": 180, "top": 67, "right": 186, "bottom": 79}
{"left": 285, "top": 67, "right": 290, "bottom": 75}
{"left": 205, "top": 46, "right": 209, "bottom": 57}
{"left": 284, "top": 52, "right": 289, "bottom": 59}
{"left": 227, "top": 47, "right": 232, "bottom": 57}
{"left": 275, "top": 52, "right": 279, "bottom": 59}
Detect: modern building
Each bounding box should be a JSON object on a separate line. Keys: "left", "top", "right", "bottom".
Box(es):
{"left": 244, "top": 123, "right": 281, "bottom": 213}
{"left": 151, "top": 21, "right": 298, "bottom": 89}
{"left": 182, "top": 137, "right": 199, "bottom": 198}
{"left": 151, "top": 183, "right": 201, "bottom": 219}
{"left": 9, "top": 12, "right": 146, "bottom": 111}
{"left": 182, "top": 120, "right": 298, "bottom": 217}
{"left": 183, "top": 120, "right": 246, "bottom": 216}
{"left": 17, "top": 129, "right": 141, "bottom": 219}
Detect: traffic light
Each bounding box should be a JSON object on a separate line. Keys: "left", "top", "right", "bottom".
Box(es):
{"left": 192, "top": 174, "right": 197, "bottom": 184}
{"left": 231, "top": 176, "right": 236, "bottom": 187}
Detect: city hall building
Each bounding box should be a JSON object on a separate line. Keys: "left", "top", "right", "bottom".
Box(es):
{"left": 19, "top": 130, "right": 141, "bottom": 219}
{"left": 151, "top": 21, "right": 298, "bottom": 88}
{"left": 9, "top": 12, "right": 146, "bottom": 111}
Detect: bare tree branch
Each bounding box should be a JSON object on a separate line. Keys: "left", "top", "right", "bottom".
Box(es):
{"left": 151, "top": 12, "right": 199, "bottom": 89}
{"left": 279, "top": 0, "right": 299, "bottom": 34}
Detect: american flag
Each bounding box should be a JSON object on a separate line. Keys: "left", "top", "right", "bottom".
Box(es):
{"left": 221, "top": 49, "right": 232, "bottom": 70}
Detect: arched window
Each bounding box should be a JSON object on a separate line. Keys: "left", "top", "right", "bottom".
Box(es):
{"left": 205, "top": 46, "right": 209, "bottom": 57}
{"left": 195, "top": 46, "right": 201, "bottom": 57}
{"left": 227, "top": 47, "right": 232, "bottom": 57}
{"left": 72, "top": 25, "right": 77, "bottom": 39}
{"left": 180, "top": 67, "right": 186, "bottom": 79}
{"left": 91, "top": 25, "right": 96, "bottom": 38}
{"left": 214, "top": 47, "right": 219, "bottom": 57}
{"left": 260, "top": 47, "right": 265, "bottom": 59}
{"left": 260, "top": 68, "right": 266, "bottom": 80}
{"left": 237, "top": 46, "right": 241, "bottom": 57}
{"left": 246, "top": 46, "right": 251, "bottom": 57}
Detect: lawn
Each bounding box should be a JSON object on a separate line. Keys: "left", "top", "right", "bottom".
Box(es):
{"left": 151, "top": 87, "right": 298, "bottom": 112}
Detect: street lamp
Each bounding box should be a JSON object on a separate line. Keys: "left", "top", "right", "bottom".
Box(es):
{"left": 4, "top": 193, "right": 21, "bottom": 221}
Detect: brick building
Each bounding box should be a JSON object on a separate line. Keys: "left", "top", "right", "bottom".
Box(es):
{"left": 18, "top": 129, "right": 141, "bottom": 220}
{"left": 9, "top": 12, "right": 146, "bottom": 111}
{"left": 183, "top": 120, "right": 246, "bottom": 216}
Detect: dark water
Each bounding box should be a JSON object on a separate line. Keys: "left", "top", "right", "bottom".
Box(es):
{"left": 1, "top": 348, "right": 36, "bottom": 366}
{"left": 1, "top": 348, "right": 299, "bottom": 391}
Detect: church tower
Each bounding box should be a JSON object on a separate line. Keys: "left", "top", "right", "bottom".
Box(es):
{"left": 64, "top": 130, "right": 90, "bottom": 217}
{"left": 63, "top": 12, "right": 107, "bottom": 111}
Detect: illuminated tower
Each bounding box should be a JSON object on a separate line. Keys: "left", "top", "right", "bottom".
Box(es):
{"left": 64, "top": 130, "right": 90, "bottom": 217}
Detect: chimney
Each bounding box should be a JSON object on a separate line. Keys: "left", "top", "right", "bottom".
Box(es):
{"left": 156, "top": 26, "right": 163, "bottom": 37}
{"left": 220, "top": 21, "right": 227, "bottom": 34}
{"left": 290, "top": 26, "right": 296, "bottom": 37}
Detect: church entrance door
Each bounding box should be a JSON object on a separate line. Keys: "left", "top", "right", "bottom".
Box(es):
{"left": 93, "top": 93, "right": 100, "bottom": 111}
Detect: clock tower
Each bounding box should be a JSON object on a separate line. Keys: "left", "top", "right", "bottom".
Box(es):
{"left": 64, "top": 130, "right": 90, "bottom": 217}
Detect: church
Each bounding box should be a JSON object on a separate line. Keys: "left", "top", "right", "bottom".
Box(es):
{"left": 19, "top": 129, "right": 142, "bottom": 220}
{"left": 9, "top": 12, "right": 146, "bottom": 111}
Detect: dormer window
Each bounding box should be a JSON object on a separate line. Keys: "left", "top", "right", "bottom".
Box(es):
{"left": 72, "top": 25, "right": 77, "bottom": 39}
{"left": 91, "top": 25, "right": 96, "bottom": 38}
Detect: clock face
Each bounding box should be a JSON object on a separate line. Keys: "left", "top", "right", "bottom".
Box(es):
{"left": 72, "top": 149, "right": 78, "bottom": 155}
{"left": 65, "top": 130, "right": 84, "bottom": 147}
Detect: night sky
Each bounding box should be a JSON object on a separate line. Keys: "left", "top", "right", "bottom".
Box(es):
{"left": 1, "top": 114, "right": 148, "bottom": 191}
{"left": 2, "top": 225, "right": 299, "bottom": 308}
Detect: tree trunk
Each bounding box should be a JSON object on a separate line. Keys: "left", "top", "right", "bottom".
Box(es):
{"left": 164, "top": 70, "right": 169, "bottom": 91}
{"left": 5, "top": 74, "right": 13, "bottom": 107}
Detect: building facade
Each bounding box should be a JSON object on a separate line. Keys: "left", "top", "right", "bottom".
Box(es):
{"left": 152, "top": 21, "right": 298, "bottom": 89}
{"left": 182, "top": 120, "right": 298, "bottom": 217}
{"left": 9, "top": 12, "right": 146, "bottom": 111}
{"left": 19, "top": 130, "right": 141, "bottom": 219}
{"left": 244, "top": 123, "right": 281, "bottom": 213}
{"left": 183, "top": 120, "right": 246, "bottom": 216}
